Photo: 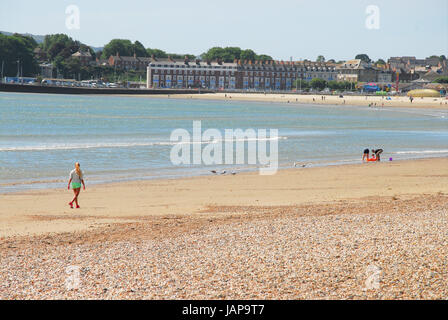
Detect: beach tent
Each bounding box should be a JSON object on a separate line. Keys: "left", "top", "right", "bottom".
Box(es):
{"left": 424, "top": 83, "right": 447, "bottom": 95}
{"left": 363, "top": 82, "right": 380, "bottom": 92}
{"left": 407, "top": 89, "right": 440, "bottom": 97}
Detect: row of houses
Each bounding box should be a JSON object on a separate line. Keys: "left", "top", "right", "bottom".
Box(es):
{"left": 388, "top": 56, "right": 442, "bottom": 72}
{"left": 35, "top": 48, "right": 447, "bottom": 90}
{"left": 145, "top": 58, "right": 408, "bottom": 90}
{"left": 145, "top": 56, "right": 447, "bottom": 90}
{"left": 107, "top": 53, "right": 152, "bottom": 71}
{"left": 146, "top": 58, "right": 337, "bottom": 90}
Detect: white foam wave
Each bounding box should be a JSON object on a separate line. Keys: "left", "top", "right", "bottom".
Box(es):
{"left": 394, "top": 150, "right": 448, "bottom": 155}
{"left": 0, "top": 136, "right": 287, "bottom": 152}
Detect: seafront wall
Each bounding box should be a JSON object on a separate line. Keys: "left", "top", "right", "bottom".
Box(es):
{"left": 0, "top": 83, "right": 214, "bottom": 95}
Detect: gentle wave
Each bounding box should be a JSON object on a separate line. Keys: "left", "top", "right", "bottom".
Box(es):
{"left": 0, "top": 136, "right": 287, "bottom": 152}
{"left": 0, "top": 179, "right": 65, "bottom": 186}
{"left": 394, "top": 150, "right": 448, "bottom": 155}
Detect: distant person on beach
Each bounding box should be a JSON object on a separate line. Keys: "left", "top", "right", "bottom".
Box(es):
{"left": 362, "top": 148, "right": 370, "bottom": 162}
{"left": 372, "top": 149, "right": 383, "bottom": 161}
{"left": 68, "top": 162, "right": 85, "bottom": 209}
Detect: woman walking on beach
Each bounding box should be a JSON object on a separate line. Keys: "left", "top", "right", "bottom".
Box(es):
{"left": 68, "top": 162, "right": 85, "bottom": 209}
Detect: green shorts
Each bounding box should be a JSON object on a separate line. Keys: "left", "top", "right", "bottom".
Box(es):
{"left": 71, "top": 182, "right": 82, "bottom": 189}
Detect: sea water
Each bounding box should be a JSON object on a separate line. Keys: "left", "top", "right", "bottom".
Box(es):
{"left": 1, "top": 92, "right": 447, "bottom": 192}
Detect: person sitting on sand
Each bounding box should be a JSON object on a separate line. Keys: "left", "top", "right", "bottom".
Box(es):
{"left": 68, "top": 162, "right": 86, "bottom": 209}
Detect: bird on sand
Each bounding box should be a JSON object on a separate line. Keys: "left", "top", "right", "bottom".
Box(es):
{"left": 294, "top": 162, "right": 307, "bottom": 168}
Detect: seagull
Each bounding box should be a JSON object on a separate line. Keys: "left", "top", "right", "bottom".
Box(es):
{"left": 294, "top": 162, "right": 307, "bottom": 168}
{"left": 220, "top": 170, "right": 227, "bottom": 175}
{"left": 231, "top": 171, "right": 237, "bottom": 175}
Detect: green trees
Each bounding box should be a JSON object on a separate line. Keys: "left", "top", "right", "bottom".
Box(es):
{"left": 310, "top": 78, "right": 327, "bottom": 90}
{"left": 202, "top": 47, "right": 232, "bottom": 62}
{"left": 256, "top": 54, "right": 273, "bottom": 62}
{"left": 42, "top": 34, "right": 95, "bottom": 60}
{"left": 169, "top": 53, "right": 196, "bottom": 60}
{"left": 224, "top": 47, "right": 242, "bottom": 61}
{"left": 355, "top": 54, "right": 371, "bottom": 63}
{"left": 42, "top": 34, "right": 73, "bottom": 57}
{"left": 146, "top": 48, "right": 167, "bottom": 58}
{"left": 316, "top": 55, "right": 325, "bottom": 62}
{"left": 63, "top": 57, "right": 82, "bottom": 79}
{"left": 433, "top": 77, "right": 448, "bottom": 84}
{"left": 240, "top": 49, "right": 256, "bottom": 61}
{"left": 0, "top": 33, "right": 38, "bottom": 77}
{"left": 327, "top": 80, "right": 355, "bottom": 91}
{"left": 39, "top": 34, "right": 96, "bottom": 79}
{"left": 101, "top": 40, "right": 195, "bottom": 60}
{"left": 101, "top": 39, "right": 135, "bottom": 58}
{"left": 292, "top": 79, "right": 309, "bottom": 90}
{"left": 291, "top": 78, "right": 356, "bottom": 92}
{"left": 145, "top": 48, "right": 195, "bottom": 60}
{"left": 133, "top": 41, "right": 148, "bottom": 57}
{"left": 201, "top": 47, "right": 272, "bottom": 62}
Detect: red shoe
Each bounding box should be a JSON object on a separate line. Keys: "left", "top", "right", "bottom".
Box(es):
{"left": 69, "top": 202, "right": 73, "bottom": 208}
{"left": 76, "top": 205, "right": 80, "bottom": 209}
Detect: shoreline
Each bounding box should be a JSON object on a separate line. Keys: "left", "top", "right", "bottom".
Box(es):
{"left": 1, "top": 157, "right": 447, "bottom": 238}
{"left": 126, "top": 92, "right": 448, "bottom": 110}
{"left": 4, "top": 90, "right": 448, "bottom": 110}
{"left": 4, "top": 89, "right": 448, "bottom": 110}
{"left": 2, "top": 154, "right": 447, "bottom": 194}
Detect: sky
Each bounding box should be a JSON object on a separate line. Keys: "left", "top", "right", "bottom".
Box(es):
{"left": 1, "top": 0, "right": 447, "bottom": 61}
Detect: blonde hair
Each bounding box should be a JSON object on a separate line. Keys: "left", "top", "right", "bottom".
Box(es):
{"left": 75, "top": 162, "right": 83, "bottom": 179}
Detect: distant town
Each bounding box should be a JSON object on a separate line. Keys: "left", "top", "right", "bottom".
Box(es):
{"left": 1, "top": 32, "right": 447, "bottom": 94}
{"left": 145, "top": 55, "right": 447, "bottom": 93}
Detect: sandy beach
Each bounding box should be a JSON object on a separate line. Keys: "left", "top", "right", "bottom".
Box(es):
{"left": 129, "top": 92, "right": 448, "bottom": 109}
{"left": 1, "top": 158, "right": 447, "bottom": 299}
{"left": 1, "top": 157, "right": 447, "bottom": 237}
{"left": 3, "top": 0, "right": 447, "bottom": 302}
